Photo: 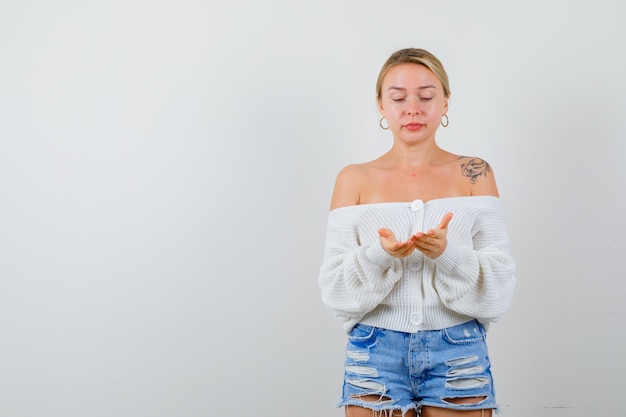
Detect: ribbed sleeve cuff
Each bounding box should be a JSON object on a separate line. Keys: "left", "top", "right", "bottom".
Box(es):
{"left": 434, "top": 241, "right": 467, "bottom": 273}
{"left": 365, "top": 241, "right": 393, "bottom": 268}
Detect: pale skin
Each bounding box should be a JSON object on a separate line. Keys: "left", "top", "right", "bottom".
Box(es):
{"left": 331, "top": 63, "right": 499, "bottom": 417}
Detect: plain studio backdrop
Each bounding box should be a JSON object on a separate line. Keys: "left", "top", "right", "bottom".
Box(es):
{"left": 0, "top": 1, "right": 624, "bottom": 416}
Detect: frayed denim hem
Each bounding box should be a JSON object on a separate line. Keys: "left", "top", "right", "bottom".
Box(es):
{"left": 337, "top": 398, "right": 418, "bottom": 417}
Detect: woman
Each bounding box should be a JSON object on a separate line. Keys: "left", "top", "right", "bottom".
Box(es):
{"left": 319, "top": 48, "right": 516, "bottom": 417}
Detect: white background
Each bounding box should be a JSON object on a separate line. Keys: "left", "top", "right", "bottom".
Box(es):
{"left": 0, "top": 1, "right": 624, "bottom": 416}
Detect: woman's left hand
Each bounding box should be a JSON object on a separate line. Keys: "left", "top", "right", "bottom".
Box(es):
{"left": 410, "top": 212, "right": 453, "bottom": 258}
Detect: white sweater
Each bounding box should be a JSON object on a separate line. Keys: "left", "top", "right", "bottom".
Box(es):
{"left": 319, "top": 196, "right": 516, "bottom": 334}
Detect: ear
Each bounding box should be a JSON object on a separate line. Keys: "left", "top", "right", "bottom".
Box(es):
{"left": 443, "top": 97, "right": 449, "bottom": 114}
{"left": 377, "top": 99, "right": 385, "bottom": 116}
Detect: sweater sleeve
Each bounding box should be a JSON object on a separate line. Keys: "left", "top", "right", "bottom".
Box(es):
{"left": 430, "top": 202, "right": 516, "bottom": 323}
{"left": 318, "top": 209, "right": 403, "bottom": 328}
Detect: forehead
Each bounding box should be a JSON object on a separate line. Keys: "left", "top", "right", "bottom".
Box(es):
{"left": 382, "top": 63, "right": 440, "bottom": 89}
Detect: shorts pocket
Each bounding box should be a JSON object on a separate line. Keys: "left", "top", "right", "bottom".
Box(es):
{"left": 348, "top": 324, "right": 378, "bottom": 348}
{"left": 442, "top": 320, "right": 485, "bottom": 345}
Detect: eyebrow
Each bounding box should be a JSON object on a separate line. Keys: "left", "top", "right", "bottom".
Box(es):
{"left": 387, "top": 85, "right": 437, "bottom": 91}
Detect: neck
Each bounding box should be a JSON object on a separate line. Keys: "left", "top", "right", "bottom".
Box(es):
{"left": 386, "top": 143, "right": 445, "bottom": 168}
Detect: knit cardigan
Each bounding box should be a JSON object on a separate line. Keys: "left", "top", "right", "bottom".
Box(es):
{"left": 319, "top": 196, "right": 516, "bottom": 334}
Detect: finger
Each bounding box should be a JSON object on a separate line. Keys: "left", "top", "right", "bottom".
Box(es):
{"left": 391, "top": 239, "right": 418, "bottom": 256}
{"left": 412, "top": 231, "right": 435, "bottom": 241}
{"left": 414, "top": 239, "right": 436, "bottom": 252}
{"left": 436, "top": 212, "right": 453, "bottom": 230}
{"left": 392, "top": 240, "right": 407, "bottom": 250}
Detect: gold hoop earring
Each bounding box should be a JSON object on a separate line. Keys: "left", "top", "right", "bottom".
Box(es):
{"left": 441, "top": 114, "right": 449, "bottom": 127}
{"left": 379, "top": 117, "right": 389, "bottom": 130}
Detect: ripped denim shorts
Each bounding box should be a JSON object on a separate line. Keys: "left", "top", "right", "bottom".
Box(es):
{"left": 338, "top": 320, "right": 498, "bottom": 415}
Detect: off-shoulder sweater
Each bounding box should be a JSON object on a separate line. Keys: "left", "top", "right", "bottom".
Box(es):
{"left": 319, "top": 196, "right": 516, "bottom": 334}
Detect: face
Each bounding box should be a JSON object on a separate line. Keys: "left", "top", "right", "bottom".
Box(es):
{"left": 378, "top": 63, "right": 448, "bottom": 143}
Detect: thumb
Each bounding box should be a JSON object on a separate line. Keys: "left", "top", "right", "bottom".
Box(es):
{"left": 437, "top": 212, "right": 453, "bottom": 230}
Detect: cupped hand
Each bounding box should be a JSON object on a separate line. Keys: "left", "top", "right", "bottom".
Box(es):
{"left": 410, "top": 212, "right": 453, "bottom": 258}
{"left": 378, "top": 228, "right": 417, "bottom": 258}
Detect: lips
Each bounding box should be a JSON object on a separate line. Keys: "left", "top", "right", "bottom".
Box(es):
{"left": 404, "top": 122, "right": 424, "bottom": 131}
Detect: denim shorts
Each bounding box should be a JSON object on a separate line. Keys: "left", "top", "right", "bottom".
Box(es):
{"left": 338, "top": 320, "right": 498, "bottom": 415}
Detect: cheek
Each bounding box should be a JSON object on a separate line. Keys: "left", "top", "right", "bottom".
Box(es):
{"left": 386, "top": 102, "right": 406, "bottom": 114}
{"left": 387, "top": 110, "right": 406, "bottom": 124}
{"left": 423, "top": 102, "right": 445, "bottom": 117}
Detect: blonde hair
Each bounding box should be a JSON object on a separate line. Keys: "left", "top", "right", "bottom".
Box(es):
{"left": 376, "top": 48, "right": 451, "bottom": 101}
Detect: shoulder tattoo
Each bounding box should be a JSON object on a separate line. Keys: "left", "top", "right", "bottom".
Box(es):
{"left": 459, "top": 157, "right": 492, "bottom": 184}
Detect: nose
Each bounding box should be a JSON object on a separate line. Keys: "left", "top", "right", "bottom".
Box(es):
{"left": 406, "top": 98, "right": 420, "bottom": 115}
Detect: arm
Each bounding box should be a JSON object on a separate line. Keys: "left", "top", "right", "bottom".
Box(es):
{"left": 430, "top": 202, "right": 516, "bottom": 323}
{"left": 318, "top": 211, "right": 403, "bottom": 326}
{"left": 430, "top": 160, "right": 514, "bottom": 322}
{"left": 320, "top": 166, "right": 403, "bottom": 327}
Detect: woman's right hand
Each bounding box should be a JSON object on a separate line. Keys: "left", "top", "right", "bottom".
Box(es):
{"left": 378, "top": 228, "right": 417, "bottom": 258}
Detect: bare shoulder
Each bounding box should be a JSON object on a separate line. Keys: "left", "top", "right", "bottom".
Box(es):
{"left": 330, "top": 163, "right": 370, "bottom": 210}
{"left": 456, "top": 156, "right": 499, "bottom": 197}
